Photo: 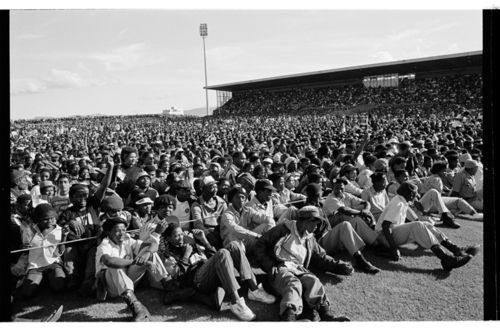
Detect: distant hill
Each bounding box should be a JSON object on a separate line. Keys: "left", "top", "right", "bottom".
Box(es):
{"left": 183, "top": 106, "right": 217, "bottom": 117}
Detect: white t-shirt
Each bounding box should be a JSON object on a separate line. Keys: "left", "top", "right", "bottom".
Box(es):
{"left": 375, "top": 195, "right": 409, "bottom": 231}
{"left": 172, "top": 197, "right": 192, "bottom": 230}
{"left": 27, "top": 225, "right": 63, "bottom": 270}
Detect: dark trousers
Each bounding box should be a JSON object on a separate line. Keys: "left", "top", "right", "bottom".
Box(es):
{"left": 19, "top": 262, "right": 66, "bottom": 299}
{"left": 192, "top": 241, "right": 256, "bottom": 295}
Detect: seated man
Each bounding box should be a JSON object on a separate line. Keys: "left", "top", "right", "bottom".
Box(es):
{"left": 220, "top": 186, "right": 275, "bottom": 254}
{"left": 254, "top": 206, "right": 353, "bottom": 322}
{"left": 361, "top": 172, "right": 390, "bottom": 222}
{"left": 95, "top": 216, "right": 189, "bottom": 321}
{"left": 375, "top": 182, "right": 479, "bottom": 271}
{"left": 423, "top": 161, "right": 479, "bottom": 219}
{"left": 192, "top": 176, "right": 228, "bottom": 249}
{"left": 301, "top": 183, "right": 380, "bottom": 274}
{"left": 323, "top": 178, "right": 376, "bottom": 229}
{"left": 387, "top": 170, "right": 460, "bottom": 228}
{"left": 451, "top": 160, "right": 483, "bottom": 212}
{"left": 161, "top": 223, "right": 275, "bottom": 321}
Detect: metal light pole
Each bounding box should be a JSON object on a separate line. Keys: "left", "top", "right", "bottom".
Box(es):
{"left": 200, "top": 23, "right": 209, "bottom": 116}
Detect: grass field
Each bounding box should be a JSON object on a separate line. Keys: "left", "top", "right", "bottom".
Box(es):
{"left": 11, "top": 218, "right": 483, "bottom": 322}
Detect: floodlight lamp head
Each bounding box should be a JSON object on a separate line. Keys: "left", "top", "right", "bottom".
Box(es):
{"left": 200, "top": 23, "right": 208, "bottom": 36}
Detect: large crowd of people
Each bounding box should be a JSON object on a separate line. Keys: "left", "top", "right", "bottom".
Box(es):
{"left": 9, "top": 72, "right": 483, "bottom": 322}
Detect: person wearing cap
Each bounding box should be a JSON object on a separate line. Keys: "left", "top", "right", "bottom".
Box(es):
{"left": 220, "top": 185, "right": 275, "bottom": 254}
{"left": 297, "top": 183, "right": 380, "bottom": 274}
{"left": 191, "top": 176, "right": 228, "bottom": 249}
{"left": 254, "top": 206, "right": 352, "bottom": 321}
{"left": 160, "top": 223, "right": 275, "bottom": 321}
{"left": 133, "top": 170, "right": 159, "bottom": 201}
{"left": 269, "top": 172, "right": 306, "bottom": 208}
{"left": 324, "top": 178, "right": 377, "bottom": 230}
{"left": 375, "top": 182, "right": 479, "bottom": 271}
{"left": 18, "top": 204, "right": 69, "bottom": 299}
{"left": 170, "top": 179, "right": 196, "bottom": 231}
{"left": 236, "top": 172, "right": 257, "bottom": 200}
{"left": 246, "top": 179, "right": 278, "bottom": 224}
{"left": 39, "top": 180, "right": 56, "bottom": 203}
{"left": 57, "top": 157, "right": 115, "bottom": 291}
{"left": 95, "top": 215, "right": 173, "bottom": 321}
{"left": 451, "top": 160, "right": 483, "bottom": 211}
{"left": 129, "top": 193, "right": 156, "bottom": 240}
{"left": 261, "top": 157, "right": 273, "bottom": 176}
{"left": 339, "top": 163, "right": 363, "bottom": 197}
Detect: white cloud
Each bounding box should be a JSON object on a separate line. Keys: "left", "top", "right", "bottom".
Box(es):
{"left": 368, "top": 51, "right": 395, "bottom": 63}
{"left": 388, "top": 29, "right": 422, "bottom": 41}
{"left": 10, "top": 68, "right": 114, "bottom": 95}
{"left": 90, "top": 43, "right": 166, "bottom": 71}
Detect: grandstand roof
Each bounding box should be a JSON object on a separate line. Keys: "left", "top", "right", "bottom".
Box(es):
{"left": 205, "top": 51, "right": 482, "bottom": 92}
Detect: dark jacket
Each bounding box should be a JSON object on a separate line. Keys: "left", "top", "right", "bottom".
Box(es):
{"left": 254, "top": 219, "right": 347, "bottom": 275}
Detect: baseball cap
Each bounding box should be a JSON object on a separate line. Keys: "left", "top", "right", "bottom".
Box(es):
{"left": 298, "top": 206, "right": 326, "bottom": 222}
{"left": 254, "top": 179, "right": 276, "bottom": 192}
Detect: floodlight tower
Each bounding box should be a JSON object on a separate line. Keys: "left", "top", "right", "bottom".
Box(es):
{"left": 200, "top": 23, "right": 209, "bottom": 116}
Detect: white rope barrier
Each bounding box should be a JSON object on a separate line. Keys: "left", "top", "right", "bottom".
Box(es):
{"left": 9, "top": 197, "right": 320, "bottom": 254}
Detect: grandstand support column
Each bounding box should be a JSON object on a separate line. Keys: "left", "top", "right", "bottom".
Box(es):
{"left": 200, "top": 23, "right": 209, "bottom": 116}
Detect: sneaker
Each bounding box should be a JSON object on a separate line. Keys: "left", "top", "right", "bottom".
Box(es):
{"left": 248, "top": 284, "right": 276, "bottom": 304}
{"left": 230, "top": 297, "right": 256, "bottom": 321}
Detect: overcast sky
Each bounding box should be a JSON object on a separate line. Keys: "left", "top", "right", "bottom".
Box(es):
{"left": 10, "top": 9, "right": 482, "bottom": 120}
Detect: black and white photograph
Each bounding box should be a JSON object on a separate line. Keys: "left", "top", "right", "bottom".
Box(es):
{"left": 4, "top": 1, "right": 499, "bottom": 325}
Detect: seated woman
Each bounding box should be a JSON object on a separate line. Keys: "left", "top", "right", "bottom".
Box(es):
{"left": 160, "top": 223, "right": 276, "bottom": 321}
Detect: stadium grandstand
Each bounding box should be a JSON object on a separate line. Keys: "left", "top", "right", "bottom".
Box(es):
{"left": 207, "top": 51, "right": 481, "bottom": 117}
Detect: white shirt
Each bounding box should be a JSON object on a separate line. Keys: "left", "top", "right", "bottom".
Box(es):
{"left": 375, "top": 195, "right": 409, "bottom": 231}
{"left": 357, "top": 169, "right": 373, "bottom": 189}
{"left": 95, "top": 232, "right": 160, "bottom": 275}
{"left": 171, "top": 197, "right": 192, "bottom": 229}
{"left": 27, "top": 225, "right": 63, "bottom": 270}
